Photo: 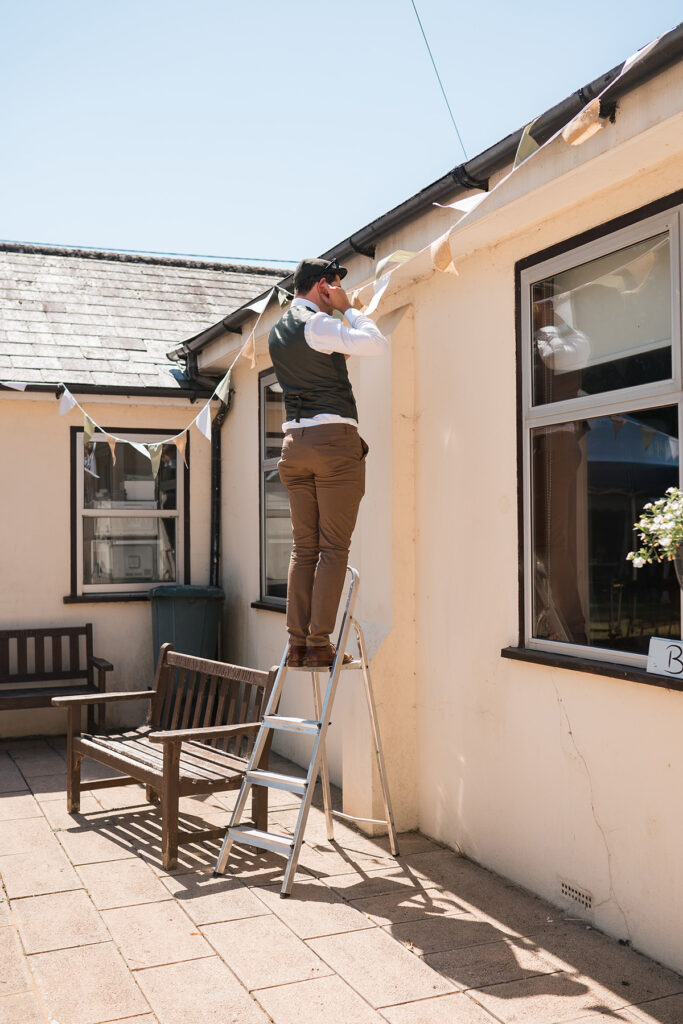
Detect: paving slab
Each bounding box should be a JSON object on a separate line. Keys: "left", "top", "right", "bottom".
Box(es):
{"left": 0, "top": 840, "right": 82, "bottom": 898}
{"left": 0, "top": 991, "right": 46, "bottom": 1024}
{"left": 27, "top": 773, "right": 67, "bottom": 802}
{"left": 309, "top": 927, "right": 456, "bottom": 1008}
{"left": 471, "top": 971, "right": 626, "bottom": 1023}
{"left": 29, "top": 941, "right": 150, "bottom": 1024}
{"left": 625, "top": 995, "right": 683, "bottom": 1022}
{"left": 11, "top": 750, "right": 65, "bottom": 779}
{"left": 136, "top": 956, "right": 270, "bottom": 1024}
{"left": 11, "top": 889, "right": 108, "bottom": 953}
{"left": 423, "top": 936, "right": 560, "bottom": 990}
{"left": 390, "top": 912, "right": 509, "bottom": 954}
{"left": 322, "top": 864, "right": 426, "bottom": 901}
{"left": 0, "top": 816, "right": 54, "bottom": 857}
{"left": 255, "top": 876, "right": 376, "bottom": 939}
{"left": 0, "top": 753, "right": 28, "bottom": 794}
{"left": 90, "top": 782, "right": 148, "bottom": 810}
{"left": 379, "top": 992, "right": 500, "bottom": 1024}
{"left": 40, "top": 793, "right": 101, "bottom": 829}
{"left": 0, "top": 898, "right": 10, "bottom": 925}
{"left": 77, "top": 858, "right": 170, "bottom": 910}
{"left": 102, "top": 900, "right": 212, "bottom": 969}
{"left": 351, "top": 886, "right": 467, "bottom": 926}
{"left": 0, "top": 791, "right": 42, "bottom": 821}
{"left": 57, "top": 822, "right": 138, "bottom": 865}
{"left": 254, "top": 974, "right": 384, "bottom": 1024}
{"left": 204, "top": 914, "right": 333, "bottom": 990}
{"left": 160, "top": 871, "right": 270, "bottom": 925}
{"left": 0, "top": 926, "right": 32, "bottom": 996}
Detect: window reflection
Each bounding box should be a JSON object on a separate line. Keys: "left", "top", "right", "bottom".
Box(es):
{"left": 83, "top": 440, "right": 177, "bottom": 510}
{"left": 532, "top": 233, "right": 671, "bottom": 405}
{"left": 83, "top": 518, "right": 176, "bottom": 585}
{"left": 532, "top": 406, "right": 680, "bottom": 654}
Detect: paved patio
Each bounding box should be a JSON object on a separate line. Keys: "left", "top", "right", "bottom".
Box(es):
{"left": 1, "top": 737, "right": 682, "bottom": 1024}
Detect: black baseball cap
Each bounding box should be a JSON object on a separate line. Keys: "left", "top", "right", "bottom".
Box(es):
{"left": 293, "top": 257, "right": 348, "bottom": 290}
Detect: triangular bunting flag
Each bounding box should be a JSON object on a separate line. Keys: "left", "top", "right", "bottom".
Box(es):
{"left": 105, "top": 433, "right": 117, "bottom": 465}
{"left": 0, "top": 381, "right": 28, "bottom": 391}
{"left": 147, "top": 442, "right": 164, "bottom": 478}
{"left": 195, "top": 403, "right": 212, "bottom": 441}
{"left": 245, "top": 288, "right": 274, "bottom": 317}
{"left": 214, "top": 370, "right": 231, "bottom": 405}
{"left": 277, "top": 286, "right": 291, "bottom": 308}
{"left": 514, "top": 119, "right": 540, "bottom": 167}
{"left": 241, "top": 332, "right": 256, "bottom": 369}
{"left": 175, "top": 431, "right": 188, "bottom": 468}
{"left": 83, "top": 414, "right": 96, "bottom": 442}
{"left": 129, "top": 440, "right": 152, "bottom": 460}
{"left": 375, "top": 250, "right": 415, "bottom": 280}
{"left": 58, "top": 388, "right": 76, "bottom": 416}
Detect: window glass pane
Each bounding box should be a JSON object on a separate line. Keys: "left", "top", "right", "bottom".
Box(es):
{"left": 263, "top": 470, "right": 291, "bottom": 599}
{"left": 532, "top": 405, "right": 679, "bottom": 655}
{"left": 532, "top": 233, "right": 671, "bottom": 405}
{"left": 264, "top": 380, "right": 285, "bottom": 460}
{"left": 83, "top": 517, "right": 176, "bottom": 585}
{"left": 84, "top": 440, "right": 177, "bottom": 510}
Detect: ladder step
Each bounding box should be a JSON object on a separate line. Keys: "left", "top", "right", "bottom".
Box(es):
{"left": 263, "top": 715, "right": 320, "bottom": 736}
{"left": 246, "top": 769, "right": 308, "bottom": 795}
{"left": 229, "top": 826, "right": 295, "bottom": 857}
{"left": 287, "top": 659, "right": 362, "bottom": 673}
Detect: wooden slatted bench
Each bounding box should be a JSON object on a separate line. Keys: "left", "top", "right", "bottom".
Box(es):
{"left": 53, "top": 644, "right": 278, "bottom": 869}
{"left": 0, "top": 624, "right": 113, "bottom": 732}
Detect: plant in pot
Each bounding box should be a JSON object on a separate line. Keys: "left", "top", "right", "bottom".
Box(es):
{"left": 627, "top": 486, "right": 683, "bottom": 586}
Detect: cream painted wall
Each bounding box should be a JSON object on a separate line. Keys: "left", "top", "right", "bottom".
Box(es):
{"left": 201, "top": 62, "right": 683, "bottom": 972}
{"left": 0, "top": 394, "right": 212, "bottom": 737}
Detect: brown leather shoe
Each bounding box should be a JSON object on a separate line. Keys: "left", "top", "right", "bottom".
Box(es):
{"left": 286, "top": 641, "right": 307, "bottom": 667}
{"left": 303, "top": 642, "right": 353, "bottom": 669}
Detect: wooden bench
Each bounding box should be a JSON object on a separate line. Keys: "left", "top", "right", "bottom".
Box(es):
{"left": 53, "top": 644, "right": 277, "bottom": 869}
{"left": 0, "top": 624, "right": 113, "bottom": 731}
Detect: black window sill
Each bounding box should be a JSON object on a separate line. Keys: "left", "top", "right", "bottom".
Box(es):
{"left": 64, "top": 593, "right": 151, "bottom": 604}
{"left": 501, "top": 646, "right": 683, "bottom": 693}
{"left": 250, "top": 599, "right": 286, "bottom": 614}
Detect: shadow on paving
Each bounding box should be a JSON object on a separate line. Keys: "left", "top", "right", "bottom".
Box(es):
{"left": 3, "top": 737, "right": 683, "bottom": 1024}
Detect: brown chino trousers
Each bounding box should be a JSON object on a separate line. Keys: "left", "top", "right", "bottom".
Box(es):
{"left": 278, "top": 423, "right": 368, "bottom": 647}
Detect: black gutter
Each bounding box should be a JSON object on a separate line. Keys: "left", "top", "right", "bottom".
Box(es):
{"left": 209, "top": 392, "right": 232, "bottom": 587}
{"left": 0, "top": 382, "right": 214, "bottom": 400}
{"left": 171, "top": 21, "right": 683, "bottom": 360}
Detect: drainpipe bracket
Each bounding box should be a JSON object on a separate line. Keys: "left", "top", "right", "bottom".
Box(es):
{"left": 450, "top": 165, "right": 489, "bottom": 192}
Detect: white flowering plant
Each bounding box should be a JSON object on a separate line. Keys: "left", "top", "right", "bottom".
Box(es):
{"left": 627, "top": 486, "right": 683, "bottom": 568}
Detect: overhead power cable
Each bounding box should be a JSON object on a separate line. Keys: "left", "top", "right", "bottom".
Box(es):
{"left": 409, "top": 0, "right": 468, "bottom": 160}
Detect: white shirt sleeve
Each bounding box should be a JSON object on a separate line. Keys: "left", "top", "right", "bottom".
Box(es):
{"left": 304, "top": 307, "right": 389, "bottom": 357}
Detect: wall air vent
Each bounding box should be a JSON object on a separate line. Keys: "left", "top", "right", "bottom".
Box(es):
{"left": 561, "top": 880, "right": 593, "bottom": 911}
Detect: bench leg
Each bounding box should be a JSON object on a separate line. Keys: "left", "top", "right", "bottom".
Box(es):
{"left": 66, "top": 706, "right": 82, "bottom": 814}
{"left": 252, "top": 785, "right": 268, "bottom": 832}
{"left": 161, "top": 741, "right": 181, "bottom": 870}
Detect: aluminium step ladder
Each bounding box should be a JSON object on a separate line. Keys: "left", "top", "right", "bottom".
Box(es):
{"left": 214, "top": 566, "right": 399, "bottom": 897}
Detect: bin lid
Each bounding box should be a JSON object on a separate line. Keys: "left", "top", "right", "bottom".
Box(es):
{"left": 149, "top": 585, "right": 224, "bottom": 600}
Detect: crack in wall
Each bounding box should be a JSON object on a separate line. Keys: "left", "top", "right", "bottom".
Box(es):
{"left": 553, "top": 681, "right": 632, "bottom": 942}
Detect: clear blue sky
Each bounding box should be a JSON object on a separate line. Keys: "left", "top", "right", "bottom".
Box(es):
{"left": 1, "top": 1, "right": 680, "bottom": 266}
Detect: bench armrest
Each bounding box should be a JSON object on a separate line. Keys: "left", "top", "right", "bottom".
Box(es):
{"left": 147, "top": 722, "right": 261, "bottom": 744}
{"left": 52, "top": 690, "right": 156, "bottom": 707}
{"left": 89, "top": 655, "right": 114, "bottom": 672}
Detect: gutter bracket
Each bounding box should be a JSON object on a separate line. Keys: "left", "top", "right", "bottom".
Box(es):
{"left": 450, "top": 165, "right": 489, "bottom": 192}
{"left": 348, "top": 235, "right": 376, "bottom": 259}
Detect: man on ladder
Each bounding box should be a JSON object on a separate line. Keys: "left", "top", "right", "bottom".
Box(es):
{"left": 269, "top": 257, "right": 389, "bottom": 668}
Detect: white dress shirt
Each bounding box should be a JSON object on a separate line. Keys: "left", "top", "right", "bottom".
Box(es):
{"left": 282, "top": 297, "right": 388, "bottom": 431}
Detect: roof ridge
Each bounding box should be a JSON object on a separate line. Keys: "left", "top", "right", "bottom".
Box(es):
{"left": 0, "top": 241, "right": 289, "bottom": 276}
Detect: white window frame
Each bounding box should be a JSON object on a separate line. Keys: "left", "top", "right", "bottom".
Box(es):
{"left": 76, "top": 430, "right": 185, "bottom": 595}
{"left": 259, "top": 370, "right": 289, "bottom": 607}
{"left": 520, "top": 205, "right": 683, "bottom": 668}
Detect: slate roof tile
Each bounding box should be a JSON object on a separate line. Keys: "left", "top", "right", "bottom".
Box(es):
{"left": 0, "top": 244, "right": 288, "bottom": 390}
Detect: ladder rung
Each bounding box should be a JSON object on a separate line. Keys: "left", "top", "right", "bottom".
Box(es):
{"left": 228, "top": 826, "right": 294, "bottom": 857}
{"left": 263, "top": 714, "right": 320, "bottom": 736}
{"left": 286, "top": 659, "right": 362, "bottom": 672}
{"left": 246, "top": 769, "right": 308, "bottom": 795}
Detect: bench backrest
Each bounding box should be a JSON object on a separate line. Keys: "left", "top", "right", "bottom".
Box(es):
{"left": 149, "top": 646, "right": 276, "bottom": 758}
{"left": 0, "top": 625, "right": 93, "bottom": 687}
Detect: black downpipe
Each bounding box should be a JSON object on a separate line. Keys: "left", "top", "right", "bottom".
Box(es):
{"left": 209, "top": 393, "right": 231, "bottom": 588}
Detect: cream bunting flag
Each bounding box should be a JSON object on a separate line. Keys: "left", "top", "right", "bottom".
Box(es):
{"left": 277, "top": 287, "right": 291, "bottom": 308}
{"left": 214, "top": 370, "right": 231, "bottom": 405}
{"left": 58, "top": 388, "right": 76, "bottom": 416}
{"left": 375, "top": 250, "right": 415, "bottom": 280}
{"left": 0, "top": 381, "right": 27, "bottom": 391}
{"left": 129, "top": 440, "right": 152, "bottom": 460}
{"left": 195, "top": 403, "right": 212, "bottom": 441}
{"left": 147, "top": 442, "right": 164, "bottom": 478}
{"left": 514, "top": 119, "right": 540, "bottom": 167}
{"left": 241, "top": 333, "right": 256, "bottom": 369}
{"left": 175, "top": 431, "right": 188, "bottom": 468}
{"left": 245, "top": 288, "right": 274, "bottom": 317}
{"left": 83, "top": 414, "right": 96, "bottom": 442}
